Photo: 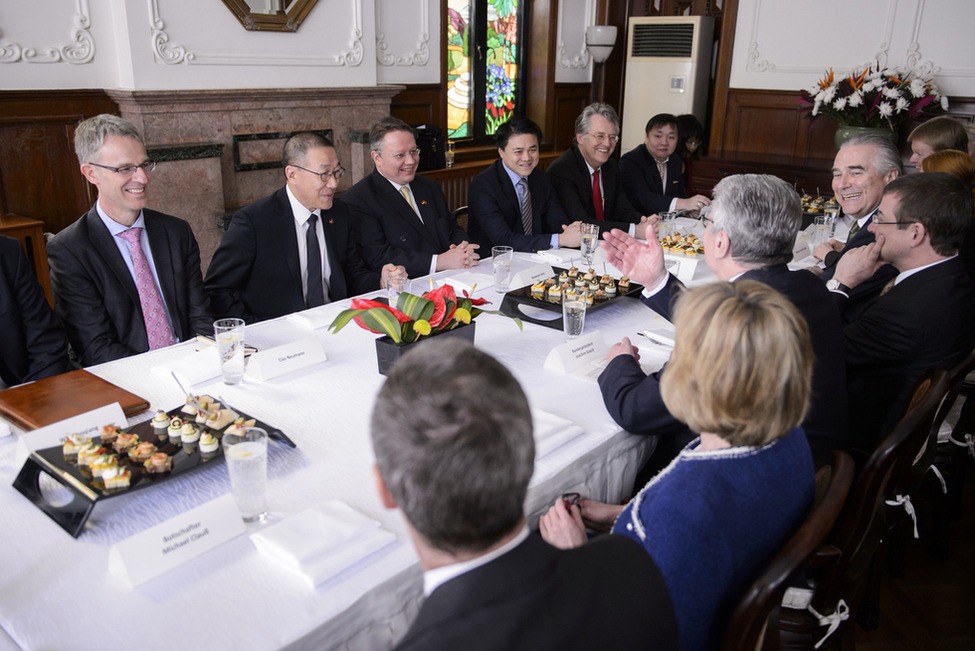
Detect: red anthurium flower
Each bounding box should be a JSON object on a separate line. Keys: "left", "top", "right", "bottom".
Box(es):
{"left": 462, "top": 289, "right": 490, "bottom": 306}
{"left": 423, "top": 284, "right": 458, "bottom": 326}
{"left": 350, "top": 298, "right": 410, "bottom": 333}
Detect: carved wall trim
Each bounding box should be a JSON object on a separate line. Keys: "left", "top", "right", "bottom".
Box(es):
{"left": 148, "top": 0, "right": 364, "bottom": 67}
{"left": 557, "top": 0, "right": 595, "bottom": 69}
{"left": 377, "top": 0, "right": 430, "bottom": 66}
{"left": 0, "top": 0, "right": 95, "bottom": 65}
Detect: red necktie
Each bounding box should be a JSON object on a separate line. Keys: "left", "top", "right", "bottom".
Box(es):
{"left": 592, "top": 169, "right": 604, "bottom": 221}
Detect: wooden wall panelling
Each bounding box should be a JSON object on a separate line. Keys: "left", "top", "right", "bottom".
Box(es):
{"left": 527, "top": 0, "right": 558, "bottom": 142}
{"left": 0, "top": 90, "right": 118, "bottom": 234}
{"left": 708, "top": 0, "right": 738, "bottom": 155}
{"left": 389, "top": 84, "right": 444, "bottom": 128}
{"left": 553, "top": 84, "right": 593, "bottom": 151}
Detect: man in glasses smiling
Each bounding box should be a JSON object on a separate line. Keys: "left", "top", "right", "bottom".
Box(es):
{"left": 47, "top": 114, "right": 212, "bottom": 365}
{"left": 206, "top": 132, "right": 404, "bottom": 322}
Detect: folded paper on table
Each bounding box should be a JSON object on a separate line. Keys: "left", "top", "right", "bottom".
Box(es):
{"left": 532, "top": 408, "right": 585, "bottom": 459}
{"left": 251, "top": 502, "right": 399, "bottom": 589}
{"left": 247, "top": 338, "right": 327, "bottom": 381}
{"left": 663, "top": 254, "right": 699, "bottom": 284}
{"left": 441, "top": 271, "right": 492, "bottom": 295}
{"left": 153, "top": 347, "right": 222, "bottom": 387}
{"left": 287, "top": 305, "right": 343, "bottom": 331}
{"left": 543, "top": 330, "right": 608, "bottom": 383}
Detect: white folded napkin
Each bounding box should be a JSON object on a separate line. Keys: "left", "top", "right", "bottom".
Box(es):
{"left": 532, "top": 408, "right": 585, "bottom": 459}
{"left": 442, "top": 271, "right": 493, "bottom": 295}
{"left": 152, "top": 347, "right": 222, "bottom": 387}
{"left": 251, "top": 502, "right": 399, "bottom": 589}
{"left": 288, "top": 306, "right": 337, "bottom": 330}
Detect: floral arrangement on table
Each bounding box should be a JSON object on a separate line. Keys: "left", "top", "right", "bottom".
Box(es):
{"left": 328, "top": 284, "right": 521, "bottom": 345}
{"left": 798, "top": 64, "right": 947, "bottom": 129}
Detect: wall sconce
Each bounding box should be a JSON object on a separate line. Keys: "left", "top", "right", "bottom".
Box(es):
{"left": 586, "top": 25, "right": 618, "bottom": 104}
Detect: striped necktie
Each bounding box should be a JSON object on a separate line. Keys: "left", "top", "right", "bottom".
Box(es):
{"left": 518, "top": 177, "right": 532, "bottom": 235}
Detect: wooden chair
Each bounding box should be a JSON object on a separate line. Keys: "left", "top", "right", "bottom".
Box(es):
{"left": 776, "top": 369, "right": 950, "bottom": 649}
{"left": 452, "top": 205, "right": 469, "bottom": 233}
{"left": 721, "top": 450, "right": 854, "bottom": 651}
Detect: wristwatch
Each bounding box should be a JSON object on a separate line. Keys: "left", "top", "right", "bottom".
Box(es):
{"left": 825, "top": 279, "right": 851, "bottom": 293}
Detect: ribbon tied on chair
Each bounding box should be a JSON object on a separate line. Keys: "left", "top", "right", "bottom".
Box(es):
{"left": 885, "top": 494, "right": 919, "bottom": 538}
{"left": 807, "top": 599, "right": 850, "bottom": 649}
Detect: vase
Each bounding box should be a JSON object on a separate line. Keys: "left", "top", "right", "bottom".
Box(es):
{"left": 834, "top": 125, "right": 897, "bottom": 150}
{"left": 374, "top": 321, "right": 477, "bottom": 376}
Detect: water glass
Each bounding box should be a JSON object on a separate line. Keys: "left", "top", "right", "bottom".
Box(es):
{"left": 387, "top": 276, "right": 410, "bottom": 308}
{"left": 214, "top": 318, "right": 245, "bottom": 385}
{"left": 562, "top": 297, "right": 587, "bottom": 342}
{"left": 223, "top": 427, "right": 268, "bottom": 523}
{"left": 580, "top": 223, "right": 600, "bottom": 267}
{"left": 493, "top": 245, "right": 513, "bottom": 293}
{"left": 812, "top": 215, "right": 832, "bottom": 248}
{"left": 445, "top": 140, "right": 455, "bottom": 168}
{"left": 656, "top": 211, "right": 677, "bottom": 239}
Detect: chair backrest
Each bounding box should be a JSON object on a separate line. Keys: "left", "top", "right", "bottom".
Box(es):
{"left": 721, "top": 450, "right": 854, "bottom": 651}
{"left": 910, "top": 348, "right": 975, "bottom": 479}
{"left": 452, "top": 205, "right": 469, "bottom": 233}
{"left": 810, "top": 369, "right": 950, "bottom": 615}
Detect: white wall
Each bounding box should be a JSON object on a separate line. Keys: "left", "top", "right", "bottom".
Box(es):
{"left": 555, "top": 0, "right": 597, "bottom": 84}
{"left": 731, "top": 0, "right": 975, "bottom": 98}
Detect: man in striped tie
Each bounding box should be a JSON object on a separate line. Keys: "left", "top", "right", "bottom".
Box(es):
{"left": 48, "top": 115, "right": 213, "bottom": 366}
{"left": 467, "top": 117, "right": 582, "bottom": 253}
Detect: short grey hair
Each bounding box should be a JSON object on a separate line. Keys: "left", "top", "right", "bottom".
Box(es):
{"left": 575, "top": 102, "right": 620, "bottom": 137}
{"left": 710, "top": 174, "right": 802, "bottom": 266}
{"left": 840, "top": 133, "right": 903, "bottom": 177}
{"left": 370, "top": 339, "right": 534, "bottom": 554}
{"left": 74, "top": 114, "right": 143, "bottom": 166}
{"left": 369, "top": 117, "right": 415, "bottom": 153}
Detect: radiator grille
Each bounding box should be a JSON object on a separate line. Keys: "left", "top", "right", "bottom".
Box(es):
{"left": 630, "top": 23, "right": 694, "bottom": 58}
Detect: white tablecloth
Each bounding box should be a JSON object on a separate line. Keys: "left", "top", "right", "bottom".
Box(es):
{"left": 0, "top": 258, "right": 666, "bottom": 651}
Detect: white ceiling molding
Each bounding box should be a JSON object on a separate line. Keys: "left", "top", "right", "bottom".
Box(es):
{"left": 557, "top": 0, "right": 595, "bottom": 69}
{"left": 745, "top": 0, "right": 898, "bottom": 75}
{"left": 376, "top": 0, "right": 430, "bottom": 66}
{"left": 148, "top": 0, "right": 364, "bottom": 67}
{"left": 0, "top": 0, "right": 95, "bottom": 64}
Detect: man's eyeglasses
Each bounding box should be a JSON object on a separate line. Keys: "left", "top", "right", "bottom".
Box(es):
{"left": 701, "top": 214, "right": 714, "bottom": 228}
{"left": 292, "top": 165, "right": 346, "bottom": 182}
{"left": 872, "top": 218, "right": 916, "bottom": 226}
{"left": 585, "top": 132, "right": 620, "bottom": 144}
{"left": 88, "top": 161, "right": 157, "bottom": 177}
{"left": 384, "top": 148, "right": 421, "bottom": 161}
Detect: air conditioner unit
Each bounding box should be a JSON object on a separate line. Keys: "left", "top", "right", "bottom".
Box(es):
{"left": 620, "top": 16, "right": 715, "bottom": 153}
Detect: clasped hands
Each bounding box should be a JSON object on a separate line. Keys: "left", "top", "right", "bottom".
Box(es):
{"left": 379, "top": 263, "right": 408, "bottom": 289}
{"left": 439, "top": 241, "right": 481, "bottom": 270}
{"left": 539, "top": 495, "right": 626, "bottom": 550}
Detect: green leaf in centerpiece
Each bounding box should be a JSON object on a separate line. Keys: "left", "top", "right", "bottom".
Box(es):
{"left": 358, "top": 308, "right": 406, "bottom": 342}
{"left": 328, "top": 308, "right": 369, "bottom": 334}
{"left": 395, "top": 292, "right": 435, "bottom": 322}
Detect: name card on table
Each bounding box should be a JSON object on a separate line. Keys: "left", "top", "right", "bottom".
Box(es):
{"left": 247, "top": 338, "right": 327, "bottom": 381}
{"left": 663, "top": 254, "right": 699, "bottom": 284}
{"left": 510, "top": 263, "right": 555, "bottom": 290}
{"left": 16, "top": 402, "right": 127, "bottom": 468}
{"left": 108, "top": 493, "right": 245, "bottom": 587}
{"left": 543, "top": 330, "right": 608, "bottom": 383}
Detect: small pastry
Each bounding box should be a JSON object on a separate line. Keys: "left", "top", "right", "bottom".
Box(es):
{"left": 144, "top": 453, "right": 173, "bottom": 474}
{"left": 195, "top": 400, "right": 220, "bottom": 424}
{"left": 102, "top": 466, "right": 131, "bottom": 490}
{"left": 78, "top": 445, "right": 107, "bottom": 468}
{"left": 151, "top": 410, "right": 170, "bottom": 432}
{"left": 583, "top": 271, "right": 594, "bottom": 282}
{"left": 605, "top": 281, "right": 617, "bottom": 297}
{"left": 199, "top": 433, "right": 220, "bottom": 454}
{"left": 545, "top": 277, "right": 556, "bottom": 287}
{"left": 547, "top": 284, "right": 562, "bottom": 304}
{"left": 206, "top": 409, "right": 237, "bottom": 430}
{"left": 558, "top": 271, "right": 569, "bottom": 283}
{"left": 594, "top": 289, "right": 606, "bottom": 300}
{"left": 531, "top": 281, "right": 546, "bottom": 299}
{"left": 225, "top": 417, "right": 257, "bottom": 436}
{"left": 619, "top": 276, "right": 630, "bottom": 290}
{"left": 567, "top": 266, "right": 579, "bottom": 278}
{"left": 181, "top": 399, "right": 198, "bottom": 417}
{"left": 565, "top": 288, "right": 578, "bottom": 302}
{"left": 99, "top": 425, "right": 122, "bottom": 447}
{"left": 600, "top": 274, "right": 612, "bottom": 285}
{"left": 181, "top": 423, "right": 201, "bottom": 444}
{"left": 585, "top": 292, "right": 594, "bottom": 307}
{"left": 588, "top": 280, "right": 600, "bottom": 292}
{"left": 112, "top": 432, "right": 139, "bottom": 454}
{"left": 90, "top": 453, "right": 119, "bottom": 478}
{"left": 63, "top": 434, "right": 91, "bottom": 462}
{"left": 128, "top": 441, "right": 157, "bottom": 463}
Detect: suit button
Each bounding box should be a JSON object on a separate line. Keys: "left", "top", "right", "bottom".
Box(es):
{"left": 400, "top": 236, "right": 407, "bottom": 242}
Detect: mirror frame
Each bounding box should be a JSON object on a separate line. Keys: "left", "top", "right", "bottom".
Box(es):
{"left": 220, "top": 0, "right": 320, "bottom": 32}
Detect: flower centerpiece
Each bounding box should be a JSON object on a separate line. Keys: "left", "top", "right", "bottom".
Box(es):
{"left": 798, "top": 64, "right": 947, "bottom": 147}
{"left": 328, "top": 284, "right": 522, "bottom": 374}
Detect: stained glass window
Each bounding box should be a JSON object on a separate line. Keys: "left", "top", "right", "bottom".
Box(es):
{"left": 446, "top": 0, "right": 524, "bottom": 142}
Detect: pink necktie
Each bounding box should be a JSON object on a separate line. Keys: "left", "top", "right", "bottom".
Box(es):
{"left": 117, "top": 227, "right": 176, "bottom": 350}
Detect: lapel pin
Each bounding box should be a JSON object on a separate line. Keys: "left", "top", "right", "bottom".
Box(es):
{"left": 421, "top": 200, "right": 428, "bottom": 206}
{"left": 329, "top": 218, "right": 334, "bottom": 224}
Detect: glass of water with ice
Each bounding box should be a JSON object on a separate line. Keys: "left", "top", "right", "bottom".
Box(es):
{"left": 493, "top": 245, "right": 513, "bottom": 293}
{"left": 214, "top": 318, "right": 245, "bottom": 385}
{"left": 580, "top": 223, "right": 599, "bottom": 268}
{"left": 562, "top": 295, "right": 587, "bottom": 342}
{"left": 223, "top": 427, "right": 268, "bottom": 523}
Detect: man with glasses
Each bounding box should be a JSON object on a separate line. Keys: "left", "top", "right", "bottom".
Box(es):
{"left": 47, "top": 114, "right": 212, "bottom": 365}
{"left": 597, "top": 174, "right": 848, "bottom": 463}
{"left": 548, "top": 103, "right": 652, "bottom": 238}
{"left": 345, "top": 117, "right": 476, "bottom": 278}
{"left": 206, "top": 132, "right": 402, "bottom": 323}
{"left": 619, "top": 113, "right": 712, "bottom": 216}
{"left": 828, "top": 173, "right": 975, "bottom": 447}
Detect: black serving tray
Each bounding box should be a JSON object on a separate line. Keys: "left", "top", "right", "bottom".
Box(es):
{"left": 13, "top": 404, "right": 289, "bottom": 538}
{"left": 499, "top": 267, "right": 645, "bottom": 330}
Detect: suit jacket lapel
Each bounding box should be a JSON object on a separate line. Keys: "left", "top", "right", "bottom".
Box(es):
{"left": 371, "top": 170, "right": 429, "bottom": 244}
{"left": 410, "top": 180, "right": 447, "bottom": 250}
{"left": 275, "top": 189, "right": 303, "bottom": 294}
{"left": 84, "top": 208, "right": 141, "bottom": 307}
{"left": 320, "top": 209, "right": 347, "bottom": 301}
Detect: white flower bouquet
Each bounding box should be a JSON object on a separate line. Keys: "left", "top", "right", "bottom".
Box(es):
{"left": 799, "top": 64, "right": 947, "bottom": 129}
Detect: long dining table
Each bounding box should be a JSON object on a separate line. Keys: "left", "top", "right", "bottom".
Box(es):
{"left": 0, "top": 251, "right": 716, "bottom": 651}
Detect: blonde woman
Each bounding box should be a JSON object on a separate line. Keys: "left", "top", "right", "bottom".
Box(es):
{"left": 541, "top": 280, "right": 816, "bottom": 651}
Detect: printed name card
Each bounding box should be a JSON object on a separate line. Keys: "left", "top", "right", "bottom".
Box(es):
{"left": 543, "top": 330, "right": 608, "bottom": 383}
{"left": 509, "top": 263, "right": 555, "bottom": 290}
{"left": 108, "top": 493, "right": 245, "bottom": 587}
{"left": 247, "top": 338, "right": 327, "bottom": 381}
{"left": 16, "top": 403, "right": 128, "bottom": 468}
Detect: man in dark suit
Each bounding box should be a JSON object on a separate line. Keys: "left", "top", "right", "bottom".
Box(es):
{"left": 205, "top": 133, "right": 402, "bottom": 323}
{"left": 344, "top": 117, "right": 476, "bottom": 278}
{"left": 371, "top": 339, "right": 678, "bottom": 651}
{"left": 828, "top": 173, "right": 975, "bottom": 448}
{"left": 0, "top": 235, "right": 69, "bottom": 388}
{"left": 619, "top": 113, "right": 711, "bottom": 217}
{"left": 810, "top": 134, "right": 900, "bottom": 322}
{"left": 47, "top": 115, "right": 212, "bottom": 366}
{"left": 547, "top": 103, "right": 653, "bottom": 238}
{"left": 467, "top": 117, "right": 581, "bottom": 252}
{"left": 599, "top": 174, "right": 848, "bottom": 461}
